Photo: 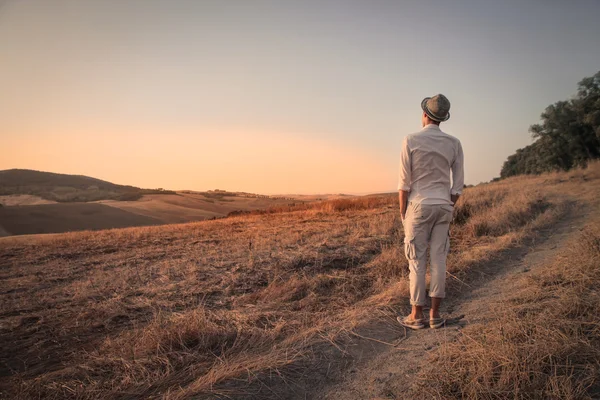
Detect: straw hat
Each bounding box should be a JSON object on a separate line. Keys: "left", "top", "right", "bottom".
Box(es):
{"left": 421, "top": 94, "right": 451, "bottom": 122}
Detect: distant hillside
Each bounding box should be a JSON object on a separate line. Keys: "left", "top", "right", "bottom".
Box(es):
{"left": 0, "top": 169, "right": 175, "bottom": 202}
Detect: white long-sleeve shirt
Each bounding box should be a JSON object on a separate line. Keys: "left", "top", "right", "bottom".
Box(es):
{"left": 398, "top": 124, "right": 464, "bottom": 205}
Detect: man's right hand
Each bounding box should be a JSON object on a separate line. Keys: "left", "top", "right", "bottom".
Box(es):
{"left": 451, "top": 194, "right": 460, "bottom": 206}
{"left": 399, "top": 190, "right": 409, "bottom": 222}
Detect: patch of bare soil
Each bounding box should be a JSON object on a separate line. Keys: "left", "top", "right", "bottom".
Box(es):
{"left": 0, "top": 195, "right": 57, "bottom": 207}
{"left": 0, "top": 202, "right": 162, "bottom": 235}
{"left": 0, "top": 225, "right": 10, "bottom": 237}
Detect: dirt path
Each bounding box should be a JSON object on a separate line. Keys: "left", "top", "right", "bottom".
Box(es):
{"left": 319, "top": 202, "right": 590, "bottom": 400}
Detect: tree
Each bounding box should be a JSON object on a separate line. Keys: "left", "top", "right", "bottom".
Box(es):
{"left": 501, "top": 71, "right": 600, "bottom": 178}
{"left": 576, "top": 71, "right": 600, "bottom": 139}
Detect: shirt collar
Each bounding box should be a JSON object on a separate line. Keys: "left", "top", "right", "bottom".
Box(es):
{"left": 422, "top": 124, "right": 441, "bottom": 131}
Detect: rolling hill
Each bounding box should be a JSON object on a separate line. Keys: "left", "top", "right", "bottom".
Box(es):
{"left": 0, "top": 169, "right": 312, "bottom": 236}
{"left": 0, "top": 169, "right": 175, "bottom": 203}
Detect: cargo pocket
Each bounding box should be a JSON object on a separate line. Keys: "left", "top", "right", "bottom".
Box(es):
{"left": 443, "top": 233, "right": 451, "bottom": 255}
{"left": 404, "top": 237, "right": 417, "bottom": 260}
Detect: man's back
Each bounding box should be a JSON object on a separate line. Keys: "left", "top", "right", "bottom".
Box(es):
{"left": 398, "top": 124, "right": 464, "bottom": 205}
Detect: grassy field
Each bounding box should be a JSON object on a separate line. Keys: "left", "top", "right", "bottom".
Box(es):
{"left": 1, "top": 163, "right": 599, "bottom": 399}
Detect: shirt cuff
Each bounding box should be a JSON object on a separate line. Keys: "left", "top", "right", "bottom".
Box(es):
{"left": 398, "top": 184, "right": 411, "bottom": 191}
{"left": 450, "top": 189, "right": 462, "bottom": 196}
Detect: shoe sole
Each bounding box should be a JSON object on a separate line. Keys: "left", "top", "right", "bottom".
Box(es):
{"left": 430, "top": 319, "right": 446, "bottom": 329}
{"left": 397, "top": 316, "right": 425, "bottom": 330}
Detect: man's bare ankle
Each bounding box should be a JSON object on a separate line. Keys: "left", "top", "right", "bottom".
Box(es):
{"left": 411, "top": 312, "right": 425, "bottom": 320}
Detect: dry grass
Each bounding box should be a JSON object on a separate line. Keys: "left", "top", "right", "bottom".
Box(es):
{"left": 261, "top": 194, "right": 397, "bottom": 214}
{"left": 417, "top": 221, "right": 600, "bottom": 399}
{"left": 1, "top": 163, "right": 599, "bottom": 399}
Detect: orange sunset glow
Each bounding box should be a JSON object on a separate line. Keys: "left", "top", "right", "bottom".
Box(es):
{"left": 3, "top": 127, "right": 392, "bottom": 194}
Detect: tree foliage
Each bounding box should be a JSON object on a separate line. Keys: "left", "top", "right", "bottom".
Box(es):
{"left": 501, "top": 71, "right": 600, "bottom": 178}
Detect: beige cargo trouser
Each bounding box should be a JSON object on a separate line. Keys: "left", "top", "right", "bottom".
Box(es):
{"left": 402, "top": 202, "right": 454, "bottom": 306}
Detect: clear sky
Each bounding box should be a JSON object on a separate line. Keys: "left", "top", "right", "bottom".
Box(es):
{"left": 1, "top": 0, "right": 600, "bottom": 194}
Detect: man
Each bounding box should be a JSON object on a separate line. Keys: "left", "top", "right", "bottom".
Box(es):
{"left": 397, "top": 94, "right": 464, "bottom": 330}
